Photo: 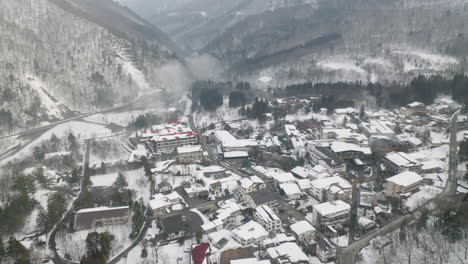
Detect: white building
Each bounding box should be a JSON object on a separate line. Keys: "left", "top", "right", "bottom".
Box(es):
{"left": 148, "top": 192, "right": 186, "bottom": 216}
{"left": 142, "top": 124, "right": 198, "bottom": 154}
{"left": 212, "top": 130, "right": 257, "bottom": 153}
{"left": 361, "top": 120, "right": 395, "bottom": 137}
{"left": 271, "top": 172, "right": 296, "bottom": 186}
{"left": 232, "top": 221, "right": 269, "bottom": 245}
{"left": 386, "top": 171, "right": 423, "bottom": 198}
{"left": 254, "top": 205, "right": 282, "bottom": 234}
{"left": 383, "top": 152, "right": 422, "bottom": 174}
{"left": 266, "top": 242, "right": 309, "bottom": 263}
{"left": 312, "top": 200, "right": 351, "bottom": 227}
{"left": 238, "top": 176, "right": 266, "bottom": 195}
{"left": 202, "top": 200, "right": 242, "bottom": 232}
{"left": 290, "top": 220, "right": 316, "bottom": 242}
{"left": 317, "top": 237, "right": 337, "bottom": 262}
{"left": 279, "top": 183, "right": 302, "bottom": 200}
{"left": 310, "top": 176, "right": 352, "bottom": 202}
{"left": 74, "top": 206, "right": 129, "bottom": 230}
{"left": 177, "top": 145, "right": 203, "bottom": 163}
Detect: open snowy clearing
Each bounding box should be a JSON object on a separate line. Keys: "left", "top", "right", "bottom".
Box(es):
{"left": 0, "top": 121, "right": 113, "bottom": 166}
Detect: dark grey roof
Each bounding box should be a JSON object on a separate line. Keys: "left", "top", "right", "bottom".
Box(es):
{"left": 204, "top": 170, "right": 229, "bottom": 179}
{"left": 249, "top": 189, "right": 278, "bottom": 205}
{"left": 315, "top": 146, "right": 345, "bottom": 167}
{"left": 158, "top": 181, "right": 172, "bottom": 189}
{"left": 214, "top": 238, "right": 228, "bottom": 249}
{"left": 160, "top": 214, "right": 187, "bottom": 234}
{"left": 74, "top": 206, "right": 129, "bottom": 229}
{"left": 317, "top": 237, "right": 336, "bottom": 251}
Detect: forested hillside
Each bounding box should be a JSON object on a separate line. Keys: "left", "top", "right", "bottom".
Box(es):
{"left": 147, "top": 0, "right": 316, "bottom": 52}
{"left": 204, "top": 0, "right": 468, "bottom": 84}
{"left": 0, "top": 0, "right": 189, "bottom": 135}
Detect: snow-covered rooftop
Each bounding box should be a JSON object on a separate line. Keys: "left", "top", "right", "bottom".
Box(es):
{"left": 386, "top": 171, "right": 423, "bottom": 187}
{"left": 290, "top": 220, "right": 316, "bottom": 236}
{"left": 76, "top": 206, "right": 129, "bottom": 214}
{"left": 231, "top": 258, "right": 271, "bottom": 264}
{"left": 177, "top": 145, "right": 202, "bottom": 154}
{"left": 330, "top": 142, "right": 371, "bottom": 154}
{"left": 224, "top": 151, "right": 249, "bottom": 158}
{"left": 266, "top": 242, "right": 308, "bottom": 263}
{"left": 271, "top": 172, "right": 296, "bottom": 183}
{"left": 385, "top": 152, "right": 421, "bottom": 167}
{"left": 280, "top": 183, "right": 302, "bottom": 196}
{"left": 311, "top": 176, "right": 351, "bottom": 190}
{"left": 255, "top": 205, "right": 280, "bottom": 223}
{"left": 232, "top": 221, "right": 269, "bottom": 242}
{"left": 313, "top": 200, "right": 351, "bottom": 216}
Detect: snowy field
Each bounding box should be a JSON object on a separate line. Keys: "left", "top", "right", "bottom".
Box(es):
{"left": 0, "top": 121, "right": 113, "bottom": 166}
{"left": 56, "top": 223, "right": 132, "bottom": 262}
{"left": 84, "top": 110, "right": 151, "bottom": 127}
{"left": 89, "top": 138, "right": 129, "bottom": 165}
{"left": 194, "top": 98, "right": 242, "bottom": 128}
{"left": 91, "top": 168, "right": 151, "bottom": 203}
{"left": 118, "top": 237, "right": 197, "bottom": 264}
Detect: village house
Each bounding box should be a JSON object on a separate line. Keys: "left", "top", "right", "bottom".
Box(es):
{"left": 385, "top": 171, "right": 423, "bottom": 199}
{"left": 157, "top": 181, "right": 173, "bottom": 194}
{"left": 360, "top": 120, "right": 395, "bottom": 137}
{"left": 290, "top": 220, "right": 316, "bottom": 242}
{"left": 403, "top": 102, "right": 427, "bottom": 116}
{"left": 310, "top": 176, "right": 352, "bottom": 202}
{"left": 265, "top": 242, "right": 309, "bottom": 264}
{"left": 236, "top": 176, "right": 266, "bottom": 199}
{"left": 330, "top": 141, "right": 372, "bottom": 161}
{"left": 382, "top": 151, "right": 422, "bottom": 174}
{"left": 312, "top": 200, "right": 351, "bottom": 227}
{"left": 279, "top": 183, "right": 302, "bottom": 200}
{"left": 148, "top": 191, "right": 186, "bottom": 216}
{"left": 177, "top": 145, "right": 203, "bottom": 163}
{"left": 316, "top": 237, "right": 337, "bottom": 262}
{"left": 74, "top": 206, "right": 130, "bottom": 230}
{"left": 211, "top": 130, "right": 258, "bottom": 156}
{"left": 232, "top": 221, "right": 269, "bottom": 245}
{"left": 254, "top": 205, "right": 282, "bottom": 234}
{"left": 309, "top": 146, "right": 347, "bottom": 174}
{"left": 246, "top": 189, "right": 279, "bottom": 209}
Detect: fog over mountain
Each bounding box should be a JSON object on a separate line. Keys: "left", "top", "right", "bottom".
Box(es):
{"left": 119, "top": 0, "right": 468, "bottom": 85}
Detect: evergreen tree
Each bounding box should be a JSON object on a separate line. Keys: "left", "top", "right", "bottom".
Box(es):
{"left": 33, "top": 146, "right": 45, "bottom": 162}
{"left": 70, "top": 167, "right": 81, "bottom": 185}
{"left": 50, "top": 133, "right": 60, "bottom": 152}
{"left": 99, "top": 231, "right": 115, "bottom": 259}
{"left": 46, "top": 193, "right": 66, "bottom": 228}
{"left": 100, "top": 162, "right": 106, "bottom": 174}
{"left": 359, "top": 105, "right": 365, "bottom": 120}
{"left": 36, "top": 209, "right": 50, "bottom": 233}
{"left": 34, "top": 167, "right": 52, "bottom": 188}
{"left": 68, "top": 132, "right": 80, "bottom": 158}
{"left": 0, "top": 236, "right": 5, "bottom": 260}
{"left": 13, "top": 175, "right": 36, "bottom": 195}
{"left": 7, "top": 237, "right": 30, "bottom": 263}
{"left": 113, "top": 172, "right": 128, "bottom": 190}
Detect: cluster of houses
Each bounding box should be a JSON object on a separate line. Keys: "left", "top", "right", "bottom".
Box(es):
{"left": 69, "top": 96, "right": 464, "bottom": 264}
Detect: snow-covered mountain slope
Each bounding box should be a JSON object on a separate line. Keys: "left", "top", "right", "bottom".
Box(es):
{"left": 203, "top": 0, "right": 468, "bottom": 84}
{"left": 145, "top": 0, "right": 317, "bottom": 52}
{"left": 0, "top": 0, "right": 190, "bottom": 134}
